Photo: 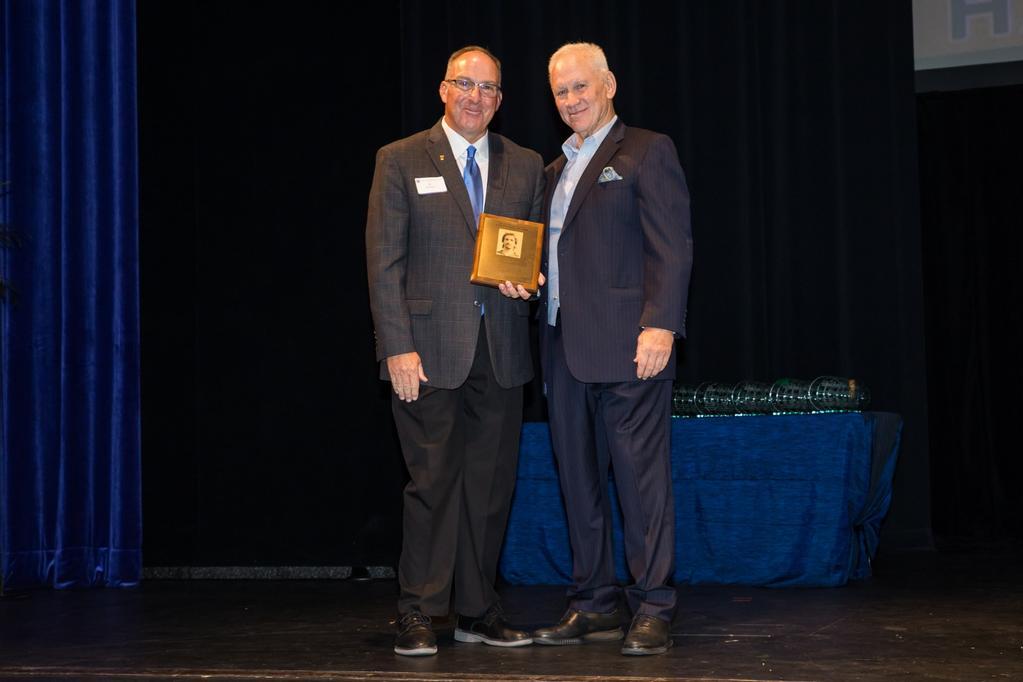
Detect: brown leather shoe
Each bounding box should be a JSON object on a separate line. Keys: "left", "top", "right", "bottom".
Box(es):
{"left": 394, "top": 609, "right": 437, "bottom": 656}
{"left": 621, "top": 614, "right": 673, "bottom": 655}
{"left": 533, "top": 608, "right": 624, "bottom": 645}
{"left": 454, "top": 603, "right": 532, "bottom": 647}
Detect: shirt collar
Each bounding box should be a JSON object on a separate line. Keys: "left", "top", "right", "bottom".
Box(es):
{"left": 562, "top": 115, "right": 618, "bottom": 160}
{"left": 441, "top": 118, "right": 490, "bottom": 162}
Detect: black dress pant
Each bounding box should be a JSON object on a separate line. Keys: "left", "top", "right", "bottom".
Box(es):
{"left": 545, "top": 318, "right": 677, "bottom": 621}
{"left": 392, "top": 321, "right": 522, "bottom": 617}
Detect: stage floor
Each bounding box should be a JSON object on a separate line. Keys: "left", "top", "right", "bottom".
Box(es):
{"left": 1, "top": 548, "right": 1020, "bottom": 681}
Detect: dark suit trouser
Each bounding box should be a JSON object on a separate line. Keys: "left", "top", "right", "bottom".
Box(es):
{"left": 392, "top": 320, "right": 522, "bottom": 618}
{"left": 546, "top": 319, "right": 677, "bottom": 622}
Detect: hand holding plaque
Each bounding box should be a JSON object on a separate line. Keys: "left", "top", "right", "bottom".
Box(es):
{"left": 470, "top": 213, "right": 544, "bottom": 293}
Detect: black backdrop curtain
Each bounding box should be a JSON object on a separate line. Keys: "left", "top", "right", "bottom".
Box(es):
{"left": 397, "top": 0, "right": 931, "bottom": 547}
{"left": 139, "top": 0, "right": 932, "bottom": 567}
{"left": 917, "top": 85, "right": 1023, "bottom": 542}
{"left": 139, "top": 2, "right": 405, "bottom": 567}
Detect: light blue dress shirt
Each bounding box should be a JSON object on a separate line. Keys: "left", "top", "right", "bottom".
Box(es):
{"left": 547, "top": 116, "right": 618, "bottom": 326}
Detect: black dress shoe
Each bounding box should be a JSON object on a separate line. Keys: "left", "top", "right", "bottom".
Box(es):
{"left": 454, "top": 603, "right": 532, "bottom": 647}
{"left": 621, "top": 614, "right": 673, "bottom": 655}
{"left": 394, "top": 609, "right": 437, "bottom": 656}
{"left": 533, "top": 608, "right": 624, "bottom": 645}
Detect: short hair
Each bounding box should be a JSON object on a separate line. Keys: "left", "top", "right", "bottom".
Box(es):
{"left": 446, "top": 45, "right": 502, "bottom": 82}
{"left": 548, "top": 42, "right": 609, "bottom": 78}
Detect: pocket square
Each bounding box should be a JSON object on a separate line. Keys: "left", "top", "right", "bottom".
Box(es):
{"left": 598, "top": 166, "right": 623, "bottom": 183}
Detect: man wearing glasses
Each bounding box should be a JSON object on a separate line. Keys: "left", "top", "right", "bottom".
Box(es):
{"left": 366, "top": 46, "right": 544, "bottom": 656}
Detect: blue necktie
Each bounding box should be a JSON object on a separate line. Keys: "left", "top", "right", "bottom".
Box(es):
{"left": 465, "top": 145, "right": 485, "bottom": 316}
{"left": 464, "top": 145, "right": 483, "bottom": 225}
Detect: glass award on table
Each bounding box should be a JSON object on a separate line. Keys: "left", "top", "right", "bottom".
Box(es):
{"left": 732, "top": 381, "right": 773, "bottom": 414}
{"left": 469, "top": 213, "right": 544, "bottom": 293}
{"left": 809, "top": 376, "right": 871, "bottom": 411}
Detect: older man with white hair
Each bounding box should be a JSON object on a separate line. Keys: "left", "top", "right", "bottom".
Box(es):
{"left": 528, "top": 41, "right": 693, "bottom": 656}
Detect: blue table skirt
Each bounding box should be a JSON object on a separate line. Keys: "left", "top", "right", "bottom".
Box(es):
{"left": 500, "top": 412, "right": 902, "bottom": 587}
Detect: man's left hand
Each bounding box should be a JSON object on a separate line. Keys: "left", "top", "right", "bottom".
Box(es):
{"left": 634, "top": 327, "right": 674, "bottom": 380}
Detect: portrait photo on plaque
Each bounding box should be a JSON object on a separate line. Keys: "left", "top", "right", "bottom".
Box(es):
{"left": 496, "top": 230, "right": 523, "bottom": 258}
{"left": 470, "top": 213, "right": 543, "bottom": 292}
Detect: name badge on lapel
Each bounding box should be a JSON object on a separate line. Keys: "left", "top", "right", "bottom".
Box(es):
{"left": 415, "top": 177, "right": 448, "bottom": 194}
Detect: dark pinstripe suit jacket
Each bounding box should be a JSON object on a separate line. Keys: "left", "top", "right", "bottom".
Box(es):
{"left": 366, "top": 119, "right": 545, "bottom": 390}
{"left": 540, "top": 119, "right": 693, "bottom": 383}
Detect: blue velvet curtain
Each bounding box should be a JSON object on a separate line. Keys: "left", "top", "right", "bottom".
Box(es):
{"left": 1, "top": 0, "right": 141, "bottom": 589}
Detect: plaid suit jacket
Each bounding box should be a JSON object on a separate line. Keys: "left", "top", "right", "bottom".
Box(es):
{"left": 367, "top": 119, "right": 545, "bottom": 389}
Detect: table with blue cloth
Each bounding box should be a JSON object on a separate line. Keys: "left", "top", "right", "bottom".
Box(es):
{"left": 499, "top": 412, "right": 902, "bottom": 587}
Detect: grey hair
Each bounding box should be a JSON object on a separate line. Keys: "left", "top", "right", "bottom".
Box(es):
{"left": 548, "top": 42, "right": 609, "bottom": 78}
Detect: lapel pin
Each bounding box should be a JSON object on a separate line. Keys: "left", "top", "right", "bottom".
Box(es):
{"left": 439, "top": 154, "right": 446, "bottom": 161}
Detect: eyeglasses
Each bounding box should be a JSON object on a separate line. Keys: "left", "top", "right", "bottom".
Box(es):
{"left": 445, "top": 78, "right": 501, "bottom": 98}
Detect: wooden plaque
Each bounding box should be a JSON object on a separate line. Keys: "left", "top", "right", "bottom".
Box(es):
{"left": 469, "top": 213, "right": 544, "bottom": 293}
